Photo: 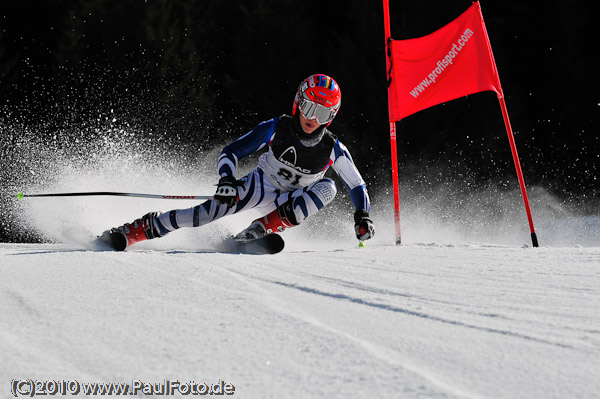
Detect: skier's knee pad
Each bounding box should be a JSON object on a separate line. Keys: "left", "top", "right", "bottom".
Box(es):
{"left": 307, "top": 178, "right": 337, "bottom": 208}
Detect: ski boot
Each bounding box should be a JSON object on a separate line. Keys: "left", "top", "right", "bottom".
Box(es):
{"left": 234, "top": 201, "right": 298, "bottom": 241}
{"left": 234, "top": 219, "right": 268, "bottom": 241}
{"left": 98, "top": 212, "right": 161, "bottom": 251}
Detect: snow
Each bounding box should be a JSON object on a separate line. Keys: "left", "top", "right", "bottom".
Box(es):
{"left": 2, "top": 121, "right": 599, "bottom": 398}
{"left": 1, "top": 237, "right": 599, "bottom": 398}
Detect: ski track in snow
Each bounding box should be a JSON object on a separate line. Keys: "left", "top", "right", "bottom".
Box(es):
{"left": 1, "top": 242, "right": 599, "bottom": 399}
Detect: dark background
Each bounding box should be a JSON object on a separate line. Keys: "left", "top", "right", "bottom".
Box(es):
{"left": 1, "top": 0, "right": 598, "bottom": 242}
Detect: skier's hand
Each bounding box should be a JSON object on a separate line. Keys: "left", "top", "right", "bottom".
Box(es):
{"left": 354, "top": 209, "right": 375, "bottom": 241}
{"left": 214, "top": 176, "right": 240, "bottom": 208}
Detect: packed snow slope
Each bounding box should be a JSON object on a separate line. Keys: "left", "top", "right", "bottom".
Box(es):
{"left": 1, "top": 237, "right": 599, "bottom": 399}
{"left": 2, "top": 115, "right": 599, "bottom": 398}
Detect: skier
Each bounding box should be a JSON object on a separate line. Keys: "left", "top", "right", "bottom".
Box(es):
{"left": 100, "top": 74, "right": 375, "bottom": 251}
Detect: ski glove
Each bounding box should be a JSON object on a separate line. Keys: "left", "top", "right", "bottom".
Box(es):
{"left": 214, "top": 176, "right": 240, "bottom": 208}
{"left": 354, "top": 209, "right": 375, "bottom": 241}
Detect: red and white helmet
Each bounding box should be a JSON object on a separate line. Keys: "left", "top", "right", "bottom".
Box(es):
{"left": 292, "top": 74, "right": 341, "bottom": 126}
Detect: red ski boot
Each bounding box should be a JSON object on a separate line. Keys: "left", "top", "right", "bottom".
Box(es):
{"left": 98, "top": 212, "right": 160, "bottom": 251}
{"left": 235, "top": 203, "right": 298, "bottom": 241}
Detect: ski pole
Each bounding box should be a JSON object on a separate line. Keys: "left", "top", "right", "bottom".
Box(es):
{"left": 17, "top": 191, "right": 213, "bottom": 200}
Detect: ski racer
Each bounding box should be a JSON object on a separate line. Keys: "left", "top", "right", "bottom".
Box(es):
{"left": 100, "top": 74, "right": 375, "bottom": 250}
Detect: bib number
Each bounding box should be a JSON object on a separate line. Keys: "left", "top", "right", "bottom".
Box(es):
{"left": 277, "top": 168, "right": 301, "bottom": 186}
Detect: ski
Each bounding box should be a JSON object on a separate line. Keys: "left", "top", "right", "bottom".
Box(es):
{"left": 221, "top": 234, "right": 285, "bottom": 255}
{"left": 96, "top": 230, "right": 128, "bottom": 251}
{"left": 96, "top": 230, "right": 284, "bottom": 254}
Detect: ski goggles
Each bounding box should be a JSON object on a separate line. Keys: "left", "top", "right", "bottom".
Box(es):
{"left": 298, "top": 98, "right": 338, "bottom": 125}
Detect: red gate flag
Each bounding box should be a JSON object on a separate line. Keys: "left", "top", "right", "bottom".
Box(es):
{"left": 387, "top": 2, "right": 502, "bottom": 121}
{"left": 383, "top": 0, "right": 538, "bottom": 247}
